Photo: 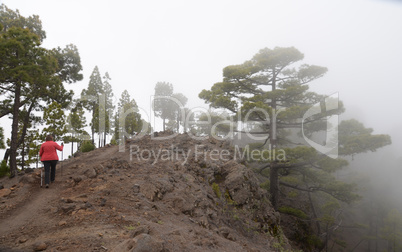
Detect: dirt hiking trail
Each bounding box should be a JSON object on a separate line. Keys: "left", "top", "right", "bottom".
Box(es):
{"left": 0, "top": 133, "right": 292, "bottom": 251}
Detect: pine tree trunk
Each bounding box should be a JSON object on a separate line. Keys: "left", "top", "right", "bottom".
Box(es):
{"left": 9, "top": 83, "right": 21, "bottom": 178}
{"left": 71, "top": 134, "right": 74, "bottom": 157}
{"left": 91, "top": 130, "right": 95, "bottom": 145}
{"left": 176, "top": 110, "right": 180, "bottom": 133}
{"left": 308, "top": 190, "right": 321, "bottom": 234}
{"left": 17, "top": 101, "right": 35, "bottom": 170}
{"left": 21, "top": 141, "right": 25, "bottom": 170}
{"left": 269, "top": 70, "right": 278, "bottom": 210}
{"left": 91, "top": 108, "right": 95, "bottom": 145}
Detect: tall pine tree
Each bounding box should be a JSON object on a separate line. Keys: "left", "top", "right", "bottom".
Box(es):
{"left": 81, "top": 66, "right": 103, "bottom": 146}
{"left": 117, "top": 90, "right": 142, "bottom": 141}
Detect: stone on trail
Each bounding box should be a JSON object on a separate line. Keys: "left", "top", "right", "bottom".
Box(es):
{"left": 0, "top": 188, "right": 11, "bottom": 198}
{"left": 33, "top": 242, "right": 47, "bottom": 251}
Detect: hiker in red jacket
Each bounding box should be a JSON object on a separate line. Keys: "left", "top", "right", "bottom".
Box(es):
{"left": 39, "top": 135, "right": 64, "bottom": 188}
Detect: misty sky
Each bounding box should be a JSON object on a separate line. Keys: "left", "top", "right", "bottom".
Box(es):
{"left": 1, "top": 0, "right": 402, "bottom": 158}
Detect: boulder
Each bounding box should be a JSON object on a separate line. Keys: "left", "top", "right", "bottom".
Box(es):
{"left": 33, "top": 242, "right": 47, "bottom": 251}
{"left": 24, "top": 168, "right": 34, "bottom": 174}
{"left": 19, "top": 174, "right": 36, "bottom": 184}
{"left": 83, "top": 167, "right": 97, "bottom": 178}
{"left": 0, "top": 188, "right": 11, "bottom": 198}
{"left": 58, "top": 220, "right": 67, "bottom": 226}
{"left": 132, "top": 184, "right": 140, "bottom": 193}
{"left": 130, "top": 225, "right": 150, "bottom": 238}
{"left": 133, "top": 234, "right": 163, "bottom": 252}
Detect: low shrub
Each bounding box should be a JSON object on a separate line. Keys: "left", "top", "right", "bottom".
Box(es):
{"left": 0, "top": 160, "right": 10, "bottom": 178}
{"left": 81, "top": 141, "right": 95, "bottom": 153}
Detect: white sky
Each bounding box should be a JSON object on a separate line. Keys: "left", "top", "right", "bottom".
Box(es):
{"left": 1, "top": 0, "right": 402, "bottom": 158}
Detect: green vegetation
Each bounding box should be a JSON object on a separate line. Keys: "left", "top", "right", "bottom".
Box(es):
{"left": 381, "top": 208, "right": 402, "bottom": 251}
{"left": 0, "top": 160, "right": 10, "bottom": 178}
{"left": 278, "top": 206, "right": 307, "bottom": 219}
{"left": 212, "top": 182, "right": 221, "bottom": 198}
{"left": 259, "top": 180, "right": 270, "bottom": 191}
{"left": 81, "top": 141, "right": 95, "bottom": 153}
{"left": 124, "top": 225, "right": 135, "bottom": 231}
{"left": 271, "top": 226, "right": 302, "bottom": 252}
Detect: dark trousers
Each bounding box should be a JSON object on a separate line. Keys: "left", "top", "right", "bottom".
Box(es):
{"left": 43, "top": 160, "right": 58, "bottom": 185}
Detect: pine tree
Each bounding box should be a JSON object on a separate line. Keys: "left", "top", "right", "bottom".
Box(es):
{"left": 117, "top": 90, "right": 142, "bottom": 140}
{"left": 171, "top": 93, "right": 188, "bottom": 132}
{"left": 42, "top": 101, "right": 67, "bottom": 141}
{"left": 65, "top": 104, "right": 87, "bottom": 156}
{"left": 153, "top": 82, "right": 174, "bottom": 131}
{"left": 100, "top": 72, "right": 114, "bottom": 146}
{"left": 81, "top": 66, "right": 103, "bottom": 146}
{"left": 199, "top": 47, "right": 390, "bottom": 208}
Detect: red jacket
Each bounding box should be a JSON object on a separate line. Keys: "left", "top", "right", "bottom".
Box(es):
{"left": 39, "top": 141, "right": 63, "bottom": 161}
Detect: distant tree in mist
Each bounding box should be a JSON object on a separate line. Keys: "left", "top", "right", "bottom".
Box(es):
{"left": 153, "top": 82, "right": 188, "bottom": 132}
{"left": 101, "top": 72, "right": 114, "bottom": 146}
{"left": 171, "top": 92, "right": 188, "bottom": 132}
{"left": 197, "top": 110, "right": 231, "bottom": 137}
{"left": 112, "top": 112, "right": 120, "bottom": 143}
{"left": 381, "top": 208, "right": 402, "bottom": 252}
{"left": 116, "top": 90, "right": 142, "bottom": 140}
{"left": 153, "top": 82, "right": 174, "bottom": 131}
{"left": 81, "top": 66, "right": 103, "bottom": 145}
{"left": 165, "top": 92, "right": 188, "bottom": 132}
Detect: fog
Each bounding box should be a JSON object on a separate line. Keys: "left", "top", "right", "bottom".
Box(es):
{"left": 1, "top": 3, "right": 401, "bottom": 159}
{"left": 2, "top": 0, "right": 401, "bottom": 182}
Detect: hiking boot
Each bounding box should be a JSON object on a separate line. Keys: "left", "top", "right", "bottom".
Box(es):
{"left": 45, "top": 184, "right": 49, "bottom": 188}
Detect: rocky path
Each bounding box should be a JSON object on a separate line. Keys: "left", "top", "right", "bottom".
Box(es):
{"left": 0, "top": 134, "right": 292, "bottom": 251}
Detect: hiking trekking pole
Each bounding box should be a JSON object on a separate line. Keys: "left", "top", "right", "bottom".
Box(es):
{"left": 61, "top": 143, "right": 63, "bottom": 177}
{"left": 40, "top": 167, "right": 43, "bottom": 187}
